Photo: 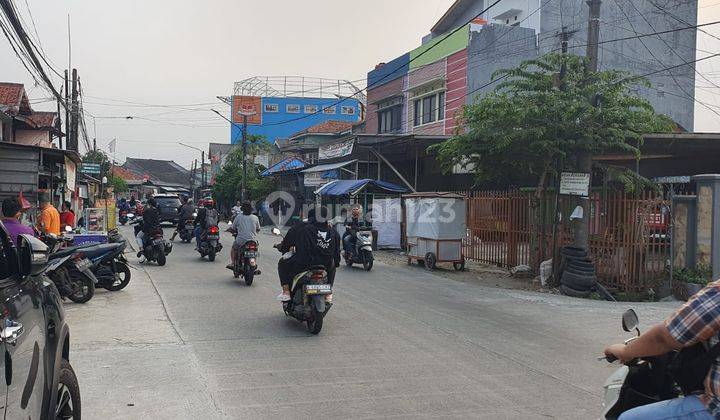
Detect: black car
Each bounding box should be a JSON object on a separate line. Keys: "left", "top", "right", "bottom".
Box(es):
{"left": 154, "top": 194, "right": 182, "bottom": 225}
{"left": 0, "top": 223, "right": 81, "bottom": 419}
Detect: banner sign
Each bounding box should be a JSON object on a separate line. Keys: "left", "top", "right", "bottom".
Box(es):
{"left": 65, "top": 157, "right": 76, "bottom": 192}
{"left": 319, "top": 138, "right": 354, "bottom": 160}
{"left": 79, "top": 163, "right": 101, "bottom": 175}
{"left": 560, "top": 172, "right": 590, "bottom": 197}
{"left": 231, "top": 96, "right": 262, "bottom": 124}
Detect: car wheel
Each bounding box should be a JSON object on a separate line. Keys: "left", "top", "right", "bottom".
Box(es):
{"left": 55, "top": 359, "right": 81, "bottom": 420}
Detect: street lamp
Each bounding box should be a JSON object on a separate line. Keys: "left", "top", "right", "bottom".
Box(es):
{"left": 179, "top": 142, "right": 206, "bottom": 195}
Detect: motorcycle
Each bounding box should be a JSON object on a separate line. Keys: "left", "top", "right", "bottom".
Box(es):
{"left": 272, "top": 227, "right": 332, "bottom": 334}
{"left": 179, "top": 217, "right": 195, "bottom": 243}
{"left": 131, "top": 217, "right": 172, "bottom": 266}
{"left": 343, "top": 227, "right": 373, "bottom": 271}
{"left": 601, "top": 309, "right": 712, "bottom": 419}
{"left": 42, "top": 234, "right": 97, "bottom": 303}
{"left": 119, "top": 210, "right": 129, "bottom": 225}
{"left": 227, "top": 229, "right": 260, "bottom": 285}
{"left": 197, "top": 224, "right": 222, "bottom": 261}
{"left": 83, "top": 241, "right": 132, "bottom": 291}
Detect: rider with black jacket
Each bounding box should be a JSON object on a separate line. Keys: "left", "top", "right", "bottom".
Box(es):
{"left": 276, "top": 206, "right": 340, "bottom": 302}
{"left": 136, "top": 198, "right": 160, "bottom": 257}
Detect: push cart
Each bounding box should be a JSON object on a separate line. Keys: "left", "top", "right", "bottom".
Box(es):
{"left": 404, "top": 192, "right": 466, "bottom": 271}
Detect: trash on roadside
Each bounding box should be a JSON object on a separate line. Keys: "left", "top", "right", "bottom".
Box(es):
{"left": 510, "top": 264, "right": 533, "bottom": 278}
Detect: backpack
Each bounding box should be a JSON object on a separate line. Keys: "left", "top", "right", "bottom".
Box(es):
{"left": 205, "top": 208, "right": 219, "bottom": 227}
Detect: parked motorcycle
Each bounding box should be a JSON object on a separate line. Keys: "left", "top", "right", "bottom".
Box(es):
{"left": 601, "top": 309, "right": 710, "bottom": 419}
{"left": 343, "top": 227, "right": 373, "bottom": 271}
{"left": 83, "top": 241, "right": 132, "bottom": 291}
{"left": 41, "top": 235, "right": 97, "bottom": 303}
{"left": 272, "top": 227, "right": 332, "bottom": 334}
{"left": 197, "top": 225, "right": 222, "bottom": 261}
{"left": 131, "top": 217, "right": 172, "bottom": 266}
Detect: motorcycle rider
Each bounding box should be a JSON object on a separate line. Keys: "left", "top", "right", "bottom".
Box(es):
{"left": 118, "top": 198, "right": 130, "bottom": 213}
{"left": 276, "top": 205, "right": 340, "bottom": 302}
{"left": 231, "top": 201, "right": 242, "bottom": 221}
{"left": 226, "top": 201, "right": 260, "bottom": 270}
{"left": 136, "top": 198, "right": 160, "bottom": 259}
{"left": 604, "top": 280, "right": 720, "bottom": 419}
{"left": 342, "top": 205, "right": 363, "bottom": 256}
{"left": 170, "top": 197, "right": 195, "bottom": 241}
{"left": 194, "top": 199, "right": 219, "bottom": 250}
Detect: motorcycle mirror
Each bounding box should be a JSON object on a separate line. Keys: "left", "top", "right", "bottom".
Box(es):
{"left": 65, "top": 225, "right": 72, "bottom": 233}
{"left": 271, "top": 227, "right": 281, "bottom": 235}
{"left": 621, "top": 309, "right": 639, "bottom": 333}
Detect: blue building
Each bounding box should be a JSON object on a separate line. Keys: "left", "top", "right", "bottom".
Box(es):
{"left": 229, "top": 77, "right": 364, "bottom": 144}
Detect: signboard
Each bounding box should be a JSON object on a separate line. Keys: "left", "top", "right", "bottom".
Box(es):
{"left": 79, "top": 163, "right": 101, "bottom": 175}
{"left": 231, "top": 96, "right": 262, "bottom": 124}
{"left": 303, "top": 170, "right": 338, "bottom": 186}
{"left": 319, "top": 138, "right": 354, "bottom": 160}
{"left": 560, "top": 172, "right": 590, "bottom": 197}
{"left": 65, "top": 157, "right": 76, "bottom": 192}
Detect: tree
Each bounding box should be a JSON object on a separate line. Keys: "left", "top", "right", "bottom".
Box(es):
{"left": 432, "top": 53, "right": 674, "bottom": 189}
{"left": 81, "top": 150, "right": 111, "bottom": 174}
{"left": 109, "top": 176, "right": 128, "bottom": 193}
{"left": 212, "top": 146, "right": 275, "bottom": 207}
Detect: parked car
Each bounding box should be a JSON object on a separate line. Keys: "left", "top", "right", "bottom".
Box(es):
{"left": 154, "top": 194, "right": 182, "bottom": 225}
{"left": 0, "top": 222, "right": 81, "bottom": 419}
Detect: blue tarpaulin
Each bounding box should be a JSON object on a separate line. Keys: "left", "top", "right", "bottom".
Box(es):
{"left": 315, "top": 179, "right": 407, "bottom": 197}
{"left": 261, "top": 157, "right": 306, "bottom": 177}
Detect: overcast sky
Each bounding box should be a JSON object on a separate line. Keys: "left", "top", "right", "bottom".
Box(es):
{"left": 2, "top": 0, "right": 720, "bottom": 169}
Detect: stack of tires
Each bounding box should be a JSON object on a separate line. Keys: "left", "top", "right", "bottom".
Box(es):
{"left": 559, "top": 246, "right": 597, "bottom": 298}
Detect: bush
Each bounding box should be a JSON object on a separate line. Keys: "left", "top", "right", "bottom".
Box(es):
{"left": 673, "top": 264, "right": 713, "bottom": 285}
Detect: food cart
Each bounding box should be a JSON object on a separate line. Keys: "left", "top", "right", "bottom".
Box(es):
{"left": 404, "top": 192, "right": 466, "bottom": 270}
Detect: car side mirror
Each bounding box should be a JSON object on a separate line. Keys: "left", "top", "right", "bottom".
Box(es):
{"left": 622, "top": 309, "right": 639, "bottom": 334}
{"left": 17, "top": 234, "right": 48, "bottom": 273}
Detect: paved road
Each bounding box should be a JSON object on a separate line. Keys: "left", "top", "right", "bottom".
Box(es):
{"left": 64, "top": 224, "right": 678, "bottom": 419}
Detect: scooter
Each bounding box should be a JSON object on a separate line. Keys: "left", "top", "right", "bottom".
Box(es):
{"left": 271, "top": 227, "right": 332, "bottom": 334}
{"left": 197, "top": 225, "right": 222, "bottom": 261}
{"left": 84, "top": 241, "right": 132, "bottom": 291}
{"left": 601, "top": 309, "right": 713, "bottom": 419}
{"left": 227, "top": 229, "right": 261, "bottom": 285}
{"left": 179, "top": 218, "right": 195, "bottom": 243}
{"left": 343, "top": 227, "right": 374, "bottom": 271}
{"left": 42, "top": 232, "right": 97, "bottom": 304}
{"left": 131, "top": 217, "right": 172, "bottom": 266}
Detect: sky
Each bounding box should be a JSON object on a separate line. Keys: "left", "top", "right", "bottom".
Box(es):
{"left": 2, "top": 0, "right": 720, "bottom": 169}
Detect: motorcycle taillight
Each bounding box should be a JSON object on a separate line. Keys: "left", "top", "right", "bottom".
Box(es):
{"left": 247, "top": 243, "right": 257, "bottom": 251}
{"left": 310, "top": 270, "right": 325, "bottom": 282}
{"left": 209, "top": 226, "right": 219, "bottom": 234}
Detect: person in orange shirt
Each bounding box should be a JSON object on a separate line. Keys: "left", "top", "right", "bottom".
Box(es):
{"left": 37, "top": 193, "right": 61, "bottom": 235}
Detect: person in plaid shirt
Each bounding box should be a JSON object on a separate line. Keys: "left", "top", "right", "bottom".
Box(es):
{"left": 605, "top": 281, "right": 720, "bottom": 419}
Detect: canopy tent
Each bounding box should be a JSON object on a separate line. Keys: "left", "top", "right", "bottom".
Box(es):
{"left": 261, "top": 157, "right": 306, "bottom": 177}
{"left": 315, "top": 179, "right": 407, "bottom": 198}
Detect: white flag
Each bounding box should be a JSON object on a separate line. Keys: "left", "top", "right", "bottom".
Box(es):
{"left": 108, "top": 138, "right": 116, "bottom": 153}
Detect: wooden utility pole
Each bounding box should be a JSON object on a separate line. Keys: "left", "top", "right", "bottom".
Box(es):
{"left": 574, "top": 0, "right": 601, "bottom": 249}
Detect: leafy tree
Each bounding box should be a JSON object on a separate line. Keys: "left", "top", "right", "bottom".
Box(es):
{"left": 212, "top": 145, "right": 275, "bottom": 207}
{"left": 431, "top": 53, "right": 674, "bottom": 190}
{"left": 81, "top": 150, "right": 111, "bottom": 174}
{"left": 109, "top": 176, "right": 128, "bottom": 193}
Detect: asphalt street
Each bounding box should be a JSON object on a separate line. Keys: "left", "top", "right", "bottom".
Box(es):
{"left": 63, "top": 224, "right": 679, "bottom": 419}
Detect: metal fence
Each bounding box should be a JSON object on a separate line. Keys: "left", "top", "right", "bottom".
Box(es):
{"left": 462, "top": 190, "right": 671, "bottom": 293}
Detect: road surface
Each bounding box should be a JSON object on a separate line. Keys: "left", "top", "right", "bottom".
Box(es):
{"left": 64, "top": 224, "right": 677, "bottom": 419}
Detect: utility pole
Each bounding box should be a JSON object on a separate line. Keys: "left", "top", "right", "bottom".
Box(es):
{"left": 69, "top": 69, "right": 79, "bottom": 152}
{"left": 201, "top": 150, "right": 206, "bottom": 191}
{"left": 574, "top": 0, "right": 602, "bottom": 249}
{"left": 237, "top": 111, "right": 257, "bottom": 202}
{"left": 64, "top": 70, "right": 69, "bottom": 149}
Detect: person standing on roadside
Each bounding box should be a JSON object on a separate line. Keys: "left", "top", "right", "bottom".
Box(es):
{"left": 37, "top": 193, "right": 61, "bottom": 236}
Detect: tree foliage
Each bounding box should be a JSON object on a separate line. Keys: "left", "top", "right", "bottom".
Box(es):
{"left": 81, "top": 150, "right": 111, "bottom": 174}
{"left": 212, "top": 144, "right": 275, "bottom": 205}
{"left": 109, "top": 176, "right": 129, "bottom": 193}
{"left": 431, "top": 53, "right": 675, "bottom": 187}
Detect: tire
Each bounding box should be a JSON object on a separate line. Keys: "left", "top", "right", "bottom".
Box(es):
{"left": 345, "top": 256, "right": 353, "bottom": 267}
{"left": 565, "top": 264, "right": 595, "bottom": 275}
{"left": 208, "top": 250, "right": 216, "bottom": 262}
{"left": 561, "top": 284, "right": 592, "bottom": 298}
{"left": 560, "top": 246, "right": 588, "bottom": 258}
{"left": 55, "top": 360, "right": 81, "bottom": 420}
{"left": 561, "top": 270, "right": 596, "bottom": 290}
{"left": 244, "top": 265, "right": 254, "bottom": 286}
{"left": 156, "top": 252, "right": 166, "bottom": 266}
{"left": 68, "top": 275, "right": 95, "bottom": 303}
{"left": 105, "top": 262, "right": 131, "bottom": 291}
{"left": 233, "top": 260, "right": 240, "bottom": 279}
{"left": 453, "top": 257, "right": 465, "bottom": 271}
{"left": 424, "top": 252, "right": 437, "bottom": 271}
{"left": 362, "top": 250, "right": 373, "bottom": 271}
{"left": 306, "top": 309, "right": 324, "bottom": 334}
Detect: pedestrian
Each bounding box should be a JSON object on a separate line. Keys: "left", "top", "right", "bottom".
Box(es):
{"left": 1, "top": 197, "right": 35, "bottom": 245}
{"left": 37, "top": 193, "right": 61, "bottom": 236}
{"left": 60, "top": 200, "right": 75, "bottom": 231}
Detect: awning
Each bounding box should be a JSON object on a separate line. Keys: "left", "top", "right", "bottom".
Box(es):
{"left": 261, "top": 157, "right": 307, "bottom": 177}
{"left": 301, "top": 160, "right": 357, "bottom": 173}
{"left": 315, "top": 179, "right": 407, "bottom": 198}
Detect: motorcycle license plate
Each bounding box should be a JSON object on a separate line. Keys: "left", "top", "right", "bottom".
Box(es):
{"left": 206, "top": 235, "right": 219, "bottom": 240}
{"left": 75, "top": 258, "right": 92, "bottom": 271}
{"left": 244, "top": 251, "right": 257, "bottom": 258}
{"left": 305, "top": 284, "right": 332, "bottom": 295}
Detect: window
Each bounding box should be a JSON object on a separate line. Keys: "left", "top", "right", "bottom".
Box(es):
{"left": 377, "top": 97, "right": 403, "bottom": 133}
{"left": 412, "top": 91, "right": 446, "bottom": 127}
{"left": 341, "top": 106, "right": 355, "bottom": 115}
{"left": 304, "top": 105, "right": 318, "bottom": 114}
{"left": 264, "top": 104, "right": 279, "bottom": 113}
{"left": 323, "top": 106, "right": 336, "bottom": 114}
{"left": 286, "top": 104, "right": 300, "bottom": 113}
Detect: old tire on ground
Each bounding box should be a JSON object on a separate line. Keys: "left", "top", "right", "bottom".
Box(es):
{"left": 306, "top": 309, "right": 324, "bottom": 334}
{"left": 68, "top": 275, "right": 95, "bottom": 304}
{"left": 105, "top": 262, "right": 131, "bottom": 291}
{"left": 560, "top": 246, "right": 588, "bottom": 259}
{"left": 156, "top": 252, "right": 166, "bottom": 266}
{"left": 561, "top": 284, "right": 592, "bottom": 298}
{"left": 55, "top": 359, "right": 81, "bottom": 420}
{"left": 424, "top": 253, "right": 437, "bottom": 271}
{"left": 564, "top": 265, "right": 595, "bottom": 276}
{"left": 561, "top": 270, "right": 596, "bottom": 290}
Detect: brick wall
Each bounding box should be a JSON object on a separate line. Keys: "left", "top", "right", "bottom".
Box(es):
{"left": 445, "top": 48, "right": 467, "bottom": 135}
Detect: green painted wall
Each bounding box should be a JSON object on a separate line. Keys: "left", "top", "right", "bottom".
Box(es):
{"left": 409, "top": 25, "right": 469, "bottom": 70}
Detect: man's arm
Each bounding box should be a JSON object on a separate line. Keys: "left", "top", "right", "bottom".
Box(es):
{"left": 605, "top": 324, "right": 682, "bottom": 364}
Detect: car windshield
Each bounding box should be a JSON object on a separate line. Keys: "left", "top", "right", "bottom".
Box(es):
{"left": 156, "top": 197, "right": 181, "bottom": 207}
